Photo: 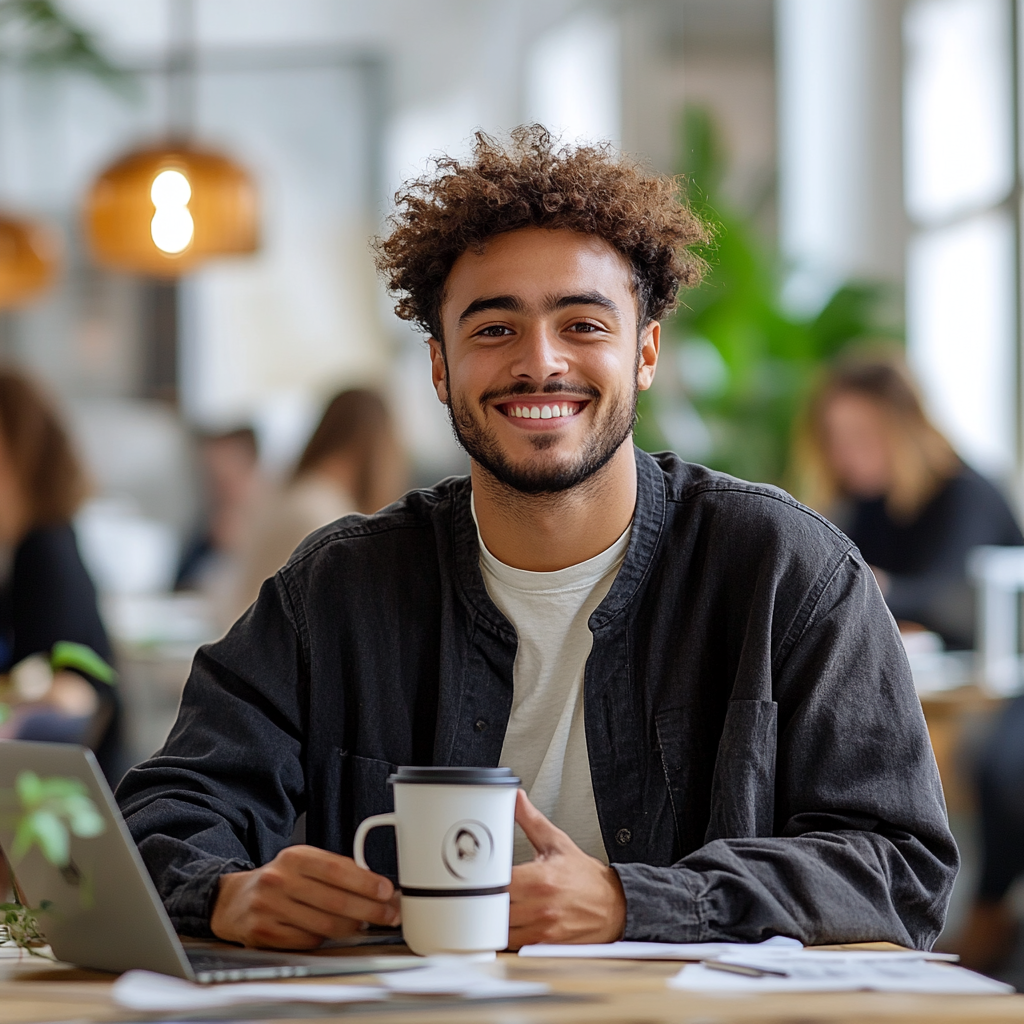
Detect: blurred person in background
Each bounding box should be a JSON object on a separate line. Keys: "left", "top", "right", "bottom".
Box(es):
{"left": 176, "top": 427, "right": 262, "bottom": 593}
{"left": 952, "top": 693, "right": 1024, "bottom": 973}
{"left": 0, "top": 368, "right": 120, "bottom": 777}
{"left": 794, "top": 353, "right": 1023, "bottom": 651}
{"left": 226, "top": 389, "right": 406, "bottom": 624}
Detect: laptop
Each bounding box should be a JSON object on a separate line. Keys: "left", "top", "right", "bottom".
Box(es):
{"left": 0, "top": 741, "right": 418, "bottom": 982}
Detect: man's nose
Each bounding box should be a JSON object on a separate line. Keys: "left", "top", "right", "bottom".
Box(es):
{"left": 509, "top": 324, "right": 569, "bottom": 383}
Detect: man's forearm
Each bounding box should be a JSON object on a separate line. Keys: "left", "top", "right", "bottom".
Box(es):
{"left": 137, "top": 836, "right": 254, "bottom": 937}
{"left": 613, "top": 829, "right": 955, "bottom": 947}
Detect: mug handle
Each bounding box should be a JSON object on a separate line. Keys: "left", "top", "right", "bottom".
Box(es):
{"left": 352, "top": 812, "right": 397, "bottom": 870}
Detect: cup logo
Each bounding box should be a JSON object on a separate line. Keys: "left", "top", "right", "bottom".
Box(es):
{"left": 442, "top": 819, "right": 494, "bottom": 881}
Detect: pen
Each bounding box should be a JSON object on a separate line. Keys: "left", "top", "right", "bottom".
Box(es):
{"left": 703, "top": 960, "right": 790, "bottom": 978}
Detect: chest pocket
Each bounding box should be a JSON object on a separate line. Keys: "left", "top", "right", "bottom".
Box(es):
{"left": 336, "top": 749, "right": 399, "bottom": 881}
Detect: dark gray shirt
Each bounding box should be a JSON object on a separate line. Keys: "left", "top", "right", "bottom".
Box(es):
{"left": 116, "top": 449, "right": 958, "bottom": 947}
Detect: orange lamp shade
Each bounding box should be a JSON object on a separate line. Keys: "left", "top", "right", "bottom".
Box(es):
{"left": 83, "top": 145, "right": 259, "bottom": 276}
{"left": 0, "top": 215, "right": 60, "bottom": 309}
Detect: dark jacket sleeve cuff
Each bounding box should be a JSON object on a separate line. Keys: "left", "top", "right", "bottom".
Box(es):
{"left": 162, "top": 855, "right": 254, "bottom": 938}
{"left": 613, "top": 863, "right": 704, "bottom": 942}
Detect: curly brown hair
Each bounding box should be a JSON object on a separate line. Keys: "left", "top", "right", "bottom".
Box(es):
{"left": 374, "top": 126, "right": 709, "bottom": 342}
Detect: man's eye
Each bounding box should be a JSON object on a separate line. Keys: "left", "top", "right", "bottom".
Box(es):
{"left": 569, "top": 322, "right": 600, "bottom": 333}
{"left": 477, "top": 325, "right": 513, "bottom": 337}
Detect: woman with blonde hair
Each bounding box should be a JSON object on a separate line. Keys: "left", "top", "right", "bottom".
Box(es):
{"left": 794, "top": 352, "right": 1022, "bottom": 650}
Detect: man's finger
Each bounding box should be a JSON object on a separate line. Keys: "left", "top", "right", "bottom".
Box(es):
{"left": 290, "top": 883, "right": 401, "bottom": 928}
{"left": 285, "top": 846, "right": 395, "bottom": 902}
{"left": 515, "top": 789, "right": 570, "bottom": 856}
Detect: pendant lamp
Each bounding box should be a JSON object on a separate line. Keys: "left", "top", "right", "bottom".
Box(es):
{"left": 83, "top": 145, "right": 258, "bottom": 277}
{"left": 0, "top": 215, "right": 60, "bottom": 309}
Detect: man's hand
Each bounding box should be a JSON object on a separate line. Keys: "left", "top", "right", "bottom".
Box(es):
{"left": 210, "top": 845, "right": 400, "bottom": 949}
{"left": 507, "top": 790, "right": 626, "bottom": 949}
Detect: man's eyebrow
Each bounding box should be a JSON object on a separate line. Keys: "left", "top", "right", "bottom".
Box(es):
{"left": 547, "top": 291, "right": 622, "bottom": 317}
{"left": 457, "top": 295, "right": 527, "bottom": 324}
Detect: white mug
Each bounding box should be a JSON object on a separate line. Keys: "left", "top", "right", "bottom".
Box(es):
{"left": 353, "top": 766, "right": 519, "bottom": 956}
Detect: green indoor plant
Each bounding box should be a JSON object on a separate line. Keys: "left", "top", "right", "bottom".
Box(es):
{"left": 636, "top": 106, "right": 901, "bottom": 486}
{"left": 0, "top": 641, "right": 114, "bottom": 953}
{"left": 0, "top": 770, "right": 107, "bottom": 954}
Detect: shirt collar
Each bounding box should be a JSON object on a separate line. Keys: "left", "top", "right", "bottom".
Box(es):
{"left": 450, "top": 447, "right": 667, "bottom": 639}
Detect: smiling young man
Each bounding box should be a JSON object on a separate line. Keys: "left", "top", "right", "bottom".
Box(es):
{"left": 118, "top": 128, "right": 957, "bottom": 951}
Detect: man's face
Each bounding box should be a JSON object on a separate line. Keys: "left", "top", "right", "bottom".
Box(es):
{"left": 430, "top": 227, "right": 659, "bottom": 494}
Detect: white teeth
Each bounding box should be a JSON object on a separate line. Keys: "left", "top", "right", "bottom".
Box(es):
{"left": 507, "top": 401, "right": 579, "bottom": 419}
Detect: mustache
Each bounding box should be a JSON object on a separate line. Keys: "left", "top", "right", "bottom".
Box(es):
{"left": 478, "top": 382, "right": 600, "bottom": 404}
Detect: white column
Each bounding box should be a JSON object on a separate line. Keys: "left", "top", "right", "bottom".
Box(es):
{"left": 776, "top": 0, "right": 906, "bottom": 310}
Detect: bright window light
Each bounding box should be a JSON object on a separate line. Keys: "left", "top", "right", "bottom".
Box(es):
{"left": 150, "top": 169, "right": 194, "bottom": 254}
{"left": 906, "top": 211, "right": 1015, "bottom": 475}
{"left": 776, "top": 0, "right": 869, "bottom": 303}
{"left": 525, "top": 11, "right": 621, "bottom": 146}
{"left": 904, "top": 0, "right": 1013, "bottom": 224}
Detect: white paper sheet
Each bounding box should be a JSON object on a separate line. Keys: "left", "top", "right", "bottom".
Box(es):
{"left": 112, "top": 961, "right": 551, "bottom": 1011}
{"left": 518, "top": 935, "right": 803, "bottom": 960}
{"left": 379, "top": 960, "right": 549, "bottom": 998}
{"left": 668, "top": 951, "right": 1015, "bottom": 996}
{"left": 112, "top": 971, "right": 387, "bottom": 1011}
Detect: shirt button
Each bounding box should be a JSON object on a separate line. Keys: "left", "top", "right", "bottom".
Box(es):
{"left": 615, "top": 828, "right": 632, "bottom": 845}
{"left": 474, "top": 718, "right": 488, "bottom": 732}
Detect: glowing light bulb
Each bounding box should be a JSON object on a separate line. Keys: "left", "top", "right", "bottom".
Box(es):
{"left": 150, "top": 169, "right": 194, "bottom": 254}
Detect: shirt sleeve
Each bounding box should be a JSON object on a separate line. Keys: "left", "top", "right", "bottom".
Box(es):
{"left": 613, "top": 552, "right": 959, "bottom": 949}
{"left": 115, "top": 574, "right": 307, "bottom": 937}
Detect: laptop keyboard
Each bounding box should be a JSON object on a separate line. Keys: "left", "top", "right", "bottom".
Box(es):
{"left": 184, "top": 943, "right": 411, "bottom": 984}
{"left": 186, "top": 950, "right": 325, "bottom": 983}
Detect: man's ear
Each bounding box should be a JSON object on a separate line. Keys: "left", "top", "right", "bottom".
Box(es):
{"left": 636, "top": 321, "right": 660, "bottom": 392}
{"left": 427, "top": 337, "right": 449, "bottom": 403}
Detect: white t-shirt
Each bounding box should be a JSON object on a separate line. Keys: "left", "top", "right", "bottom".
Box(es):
{"left": 472, "top": 495, "right": 632, "bottom": 865}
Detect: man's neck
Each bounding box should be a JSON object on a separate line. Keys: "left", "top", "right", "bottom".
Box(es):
{"left": 470, "top": 442, "right": 637, "bottom": 571}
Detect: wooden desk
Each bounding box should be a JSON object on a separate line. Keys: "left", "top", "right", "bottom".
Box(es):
{"left": 1, "top": 945, "right": 1023, "bottom": 1024}
{"left": 920, "top": 685, "right": 1003, "bottom": 814}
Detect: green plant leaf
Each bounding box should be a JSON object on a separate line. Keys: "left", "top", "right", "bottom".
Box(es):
{"left": 14, "top": 771, "right": 42, "bottom": 810}
{"left": 63, "top": 794, "right": 105, "bottom": 838}
{"left": 26, "top": 809, "right": 69, "bottom": 867}
{"left": 10, "top": 815, "right": 35, "bottom": 861}
{"left": 0, "top": 0, "right": 137, "bottom": 96}
{"left": 7, "top": 773, "right": 106, "bottom": 868}
{"left": 38, "top": 778, "right": 87, "bottom": 802}
{"left": 0, "top": 900, "right": 50, "bottom": 952}
{"left": 50, "top": 641, "right": 116, "bottom": 685}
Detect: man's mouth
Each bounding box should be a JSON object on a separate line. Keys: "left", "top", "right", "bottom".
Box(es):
{"left": 495, "top": 399, "right": 588, "bottom": 421}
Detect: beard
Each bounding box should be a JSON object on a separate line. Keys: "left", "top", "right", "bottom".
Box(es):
{"left": 446, "top": 376, "right": 638, "bottom": 496}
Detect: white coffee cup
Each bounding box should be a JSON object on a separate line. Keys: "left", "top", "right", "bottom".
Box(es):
{"left": 353, "top": 766, "right": 520, "bottom": 956}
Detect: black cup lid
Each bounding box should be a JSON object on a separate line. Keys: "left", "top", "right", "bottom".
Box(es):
{"left": 388, "top": 766, "right": 520, "bottom": 786}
